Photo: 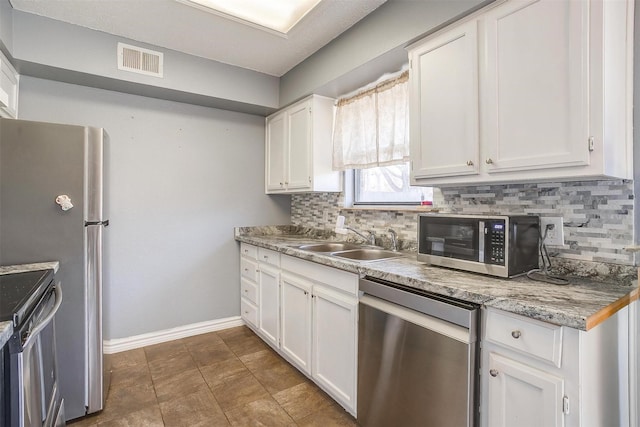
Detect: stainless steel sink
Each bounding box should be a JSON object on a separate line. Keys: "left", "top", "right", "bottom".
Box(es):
{"left": 297, "top": 242, "right": 364, "bottom": 252}
{"left": 331, "top": 248, "right": 404, "bottom": 261}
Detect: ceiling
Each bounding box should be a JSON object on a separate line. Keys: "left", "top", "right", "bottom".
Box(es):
{"left": 9, "top": 0, "right": 388, "bottom": 77}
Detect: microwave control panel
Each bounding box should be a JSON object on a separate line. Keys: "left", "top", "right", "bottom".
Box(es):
{"left": 486, "top": 221, "right": 506, "bottom": 265}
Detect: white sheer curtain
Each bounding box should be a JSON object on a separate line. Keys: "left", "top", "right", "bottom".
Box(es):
{"left": 332, "top": 69, "right": 409, "bottom": 171}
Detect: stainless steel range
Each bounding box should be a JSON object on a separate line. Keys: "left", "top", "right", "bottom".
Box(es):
{"left": 1, "top": 269, "right": 65, "bottom": 427}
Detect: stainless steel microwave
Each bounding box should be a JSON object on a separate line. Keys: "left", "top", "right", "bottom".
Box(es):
{"left": 417, "top": 214, "right": 539, "bottom": 278}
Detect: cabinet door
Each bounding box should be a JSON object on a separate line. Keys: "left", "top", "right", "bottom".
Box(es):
{"left": 280, "top": 273, "right": 312, "bottom": 374}
{"left": 481, "top": 0, "right": 589, "bottom": 173}
{"left": 265, "top": 112, "right": 287, "bottom": 192}
{"left": 410, "top": 19, "right": 479, "bottom": 179}
{"left": 258, "top": 264, "right": 280, "bottom": 348}
{"left": 286, "top": 101, "right": 312, "bottom": 191}
{"left": 487, "top": 352, "right": 565, "bottom": 427}
{"left": 0, "top": 54, "right": 18, "bottom": 119}
{"left": 312, "top": 285, "right": 357, "bottom": 413}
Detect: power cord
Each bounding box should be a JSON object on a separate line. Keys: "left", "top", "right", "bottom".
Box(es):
{"left": 526, "top": 223, "right": 570, "bottom": 285}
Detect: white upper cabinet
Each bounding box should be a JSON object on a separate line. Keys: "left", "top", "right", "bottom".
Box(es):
{"left": 481, "top": 0, "right": 589, "bottom": 174}
{"left": 265, "top": 94, "right": 341, "bottom": 194}
{"left": 408, "top": 0, "right": 634, "bottom": 186}
{"left": 0, "top": 50, "right": 18, "bottom": 119}
{"left": 410, "top": 19, "right": 480, "bottom": 179}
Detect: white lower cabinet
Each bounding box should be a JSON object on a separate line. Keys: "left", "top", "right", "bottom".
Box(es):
{"left": 312, "top": 285, "right": 357, "bottom": 411}
{"left": 239, "top": 244, "right": 358, "bottom": 416}
{"left": 280, "top": 273, "right": 312, "bottom": 375}
{"left": 258, "top": 263, "right": 280, "bottom": 349}
{"left": 481, "top": 307, "right": 631, "bottom": 427}
{"left": 239, "top": 244, "right": 259, "bottom": 328}
{"left": 487, "top": 352, "right": 565, "bottom": 427}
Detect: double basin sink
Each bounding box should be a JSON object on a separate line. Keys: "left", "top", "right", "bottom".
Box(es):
{"left": 296, "top": 242, "right": 404, "bottom": 262}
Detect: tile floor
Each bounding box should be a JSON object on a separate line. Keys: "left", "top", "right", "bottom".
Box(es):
{"left": 69, "top": 326, "right": 357, "bottom": 426}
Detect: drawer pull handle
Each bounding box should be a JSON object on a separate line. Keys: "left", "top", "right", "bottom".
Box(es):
{"left": 511, "top": 330, "right": 521, "bottom": 339}
{"left": 489, "top": 369, "right": 499, "bottom": 377}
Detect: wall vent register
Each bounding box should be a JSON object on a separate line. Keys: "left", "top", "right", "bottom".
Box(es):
{"left": 117, "top": 42, "right": 164, "bottom": 78}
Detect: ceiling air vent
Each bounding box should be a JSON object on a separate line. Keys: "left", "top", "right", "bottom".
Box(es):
{"left": 117, "top": 42, "right": 163, "bottom": 78}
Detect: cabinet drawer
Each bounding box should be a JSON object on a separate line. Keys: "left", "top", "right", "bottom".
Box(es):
{"left": 485, "top": 309, "right": 563, "bottom": 367}
{"left": 241, "top": 277, "right": 258, "bottom": 305}
{"left": 258, "top": 247, "right": 280, "bottom": 267}
{"left": 240, "top": 243, "right": 258, "bottom": 260}
{"left": 241, "top": 298, "right": 258, "bottom": 328}
{"left": 281, "top": 255, "right": 358, "bottom": 296}
{"left": 240, "top": 258, "right": 258, "bottom": 282}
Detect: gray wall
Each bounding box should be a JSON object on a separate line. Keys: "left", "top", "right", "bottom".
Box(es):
{"left": 18, "top": 76, "right": 291, "bottom": 339}
{"left": 279, "top": 0, "right": 490, "bottom": 106}
{"left": 10, "top": 9, "right": 279, "bottom": 115}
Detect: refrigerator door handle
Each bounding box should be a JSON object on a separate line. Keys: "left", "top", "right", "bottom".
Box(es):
{"left": 85, "top": 223, "right": 104, "bottom": 413}
{"left": 84, "top": 220, "right": 109, "bottom": 227}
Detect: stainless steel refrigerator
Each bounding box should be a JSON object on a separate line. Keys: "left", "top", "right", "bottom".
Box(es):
{"left": 0, "top": 118, "right": 110, "bottom": 421}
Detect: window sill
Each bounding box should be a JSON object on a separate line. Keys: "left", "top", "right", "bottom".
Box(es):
{"left": 343, "top": 205, "right": 440, "bottom": 212}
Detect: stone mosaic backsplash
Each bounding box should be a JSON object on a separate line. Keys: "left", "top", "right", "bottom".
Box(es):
{"left": 291, "top": 180, "right": 636, "bottom": 266}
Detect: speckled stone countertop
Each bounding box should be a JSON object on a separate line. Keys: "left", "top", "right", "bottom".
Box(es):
{"left": 235, "top": 227, "right": 638, "bottom": 331}
{"left": 0, "top": 261, "right": 59, "bottom": 275}
{"left": 0, "top": 261, "right": 60, "bottom": 348}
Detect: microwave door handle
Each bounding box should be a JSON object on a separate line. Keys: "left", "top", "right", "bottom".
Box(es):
{"left": 478, "top": 221, "right": 485, "bottom": 263}
{"left": 23, "top": 283, "right": 63, "bottom": 349}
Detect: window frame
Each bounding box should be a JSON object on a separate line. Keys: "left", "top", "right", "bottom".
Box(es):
{"left": 353, "top": 163, "right": 433, "bottom": 206}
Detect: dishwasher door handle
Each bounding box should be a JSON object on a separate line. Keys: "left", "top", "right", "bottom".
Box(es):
{"left": 360, "top": 294, "right": 471, "bottom": 344}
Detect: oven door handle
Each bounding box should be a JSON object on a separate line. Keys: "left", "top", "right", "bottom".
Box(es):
{"left": 23, "top": 283, "right": 63, "bottom": 348}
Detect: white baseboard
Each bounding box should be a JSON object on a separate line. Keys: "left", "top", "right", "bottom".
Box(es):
{"left": 103, "top": 316, "right": 245, "bottom": 354}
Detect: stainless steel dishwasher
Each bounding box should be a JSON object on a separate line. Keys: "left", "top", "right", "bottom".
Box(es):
{"left": 358, "top": 276, "right": 479, "bottom": 427}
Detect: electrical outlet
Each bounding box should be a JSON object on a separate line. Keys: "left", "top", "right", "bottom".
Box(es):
{"left": 540, "top": 217, "right": 564, "bottom": 246}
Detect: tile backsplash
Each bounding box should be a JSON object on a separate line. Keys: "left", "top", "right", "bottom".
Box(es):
{"left": 291, "top": 180, "right": 636, "bottom": 266}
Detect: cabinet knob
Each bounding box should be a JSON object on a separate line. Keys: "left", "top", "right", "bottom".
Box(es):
{"left": 466, "top": 160, "right": 474, "bottom": 166}
{"left": 485, "top": 158, "right": 494, "bottom": 164}
{"left": 280, "top": 182, "right": 283, "bottom": 186}
{"left": 263, "top": 255, "right": 269, "bottom": 260}
{"left": 489, "top": 369, "right": 499, "bottom": 377}
{"left": 304, "top": 291, "right": 308, "bottom": 295}
{"left": 285, "top": 181, "right": 289, "bottom": 185}
{"left": 244, "top": 289, "right": 248, "bottom": 293}
{"left": 511, "top": 330, "right": 522, "bottom": 339}
{"left": 243, "top": 268, "right": 248, "bottom": 272}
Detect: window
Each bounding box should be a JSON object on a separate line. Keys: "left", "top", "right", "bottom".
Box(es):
{"left": 332, "top": 68, "right": 432, "bottom": 206}
{"left": 355, "top": 163, "right": 433, "bottom": 205}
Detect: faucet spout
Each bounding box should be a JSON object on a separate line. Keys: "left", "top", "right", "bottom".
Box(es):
{"left": 388, "top": 228, "right": 398, "bottom": 251}
{"left": 346, "top": 226, "right": 376, "bottom": 246}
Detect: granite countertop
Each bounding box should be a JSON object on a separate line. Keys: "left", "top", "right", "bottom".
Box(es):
{"left": 235, "top": 227, "right": 638, "bottom": 331}
{"left": 0, "top": 261, "right": 60, "bottom": 348}
{"left": 0, "top": 321, "right": 11, "bottom": 349}
{"left": 0, "top": 261, "right": 59, "bottom": 275}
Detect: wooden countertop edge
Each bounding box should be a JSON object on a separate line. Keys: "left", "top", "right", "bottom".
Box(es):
{"left": 586, "top": 285, "right": 639, "bottom": 330}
